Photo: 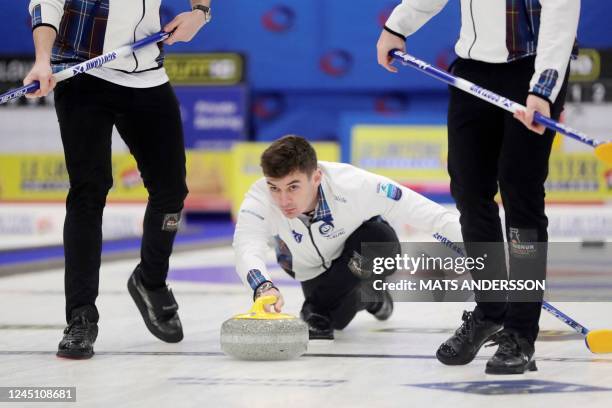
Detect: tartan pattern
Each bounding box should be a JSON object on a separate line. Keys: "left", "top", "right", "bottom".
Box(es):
{"left": 246, "top": 269, "right": 268, "bottom": 290}
{"left": 273, "top": 235, "right": 294, "bottom": 274}
{"left": 532, "top": 68, "right": 559, "bottom": 98}
{"left": 505, "top": 0, "right": 578, "bottom": 62}
{"left": 312, "top": 185, "right": 333, "bottom": 224}
{"left": 32, "top": 4, "right": 43, "bottom": 27}
{"left": 506, "top": 0, "right": 539, "bottom": 61}
{"left": 42, "top": 0, "right": 110, "bottom": 72}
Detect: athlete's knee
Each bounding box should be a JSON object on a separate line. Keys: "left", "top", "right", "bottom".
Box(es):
{"left": 148, "top": 182, "right": 189, "bottom": 212}
{"left": 66, "top": 177, "right": 113, "bottom": 211}
{"left": 360, "top": 217, "right": 399, "bottom": 243}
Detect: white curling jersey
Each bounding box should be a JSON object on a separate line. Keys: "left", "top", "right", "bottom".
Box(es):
{"left": 233, "top": 161, "right": 462, "bottom": 292}
{"left": 385, "top": 0, "right": 580, "bottom": 103}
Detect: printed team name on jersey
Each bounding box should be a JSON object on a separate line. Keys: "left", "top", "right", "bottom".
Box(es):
{"left": 433, "top": 232, "right": 465, "bottom": 257}
{"left": 318, "top": 221, "right": 345, "bottom": 239}
{"left": 376, "top": 182, "right": 403, "bottom": 201}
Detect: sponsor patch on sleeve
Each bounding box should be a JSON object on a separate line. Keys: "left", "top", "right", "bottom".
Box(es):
{"left": 376, "top": 182, "right": 403, "bottom": 201}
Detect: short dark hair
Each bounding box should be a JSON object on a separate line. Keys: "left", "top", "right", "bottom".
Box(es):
{"left": 261, "top": 135, "right": 318, "bottom": 178}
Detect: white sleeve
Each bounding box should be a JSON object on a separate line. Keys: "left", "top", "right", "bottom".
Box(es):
{"left": 360, "top": 170, "right": 464, "bottom": 254}
{"left": 232, "top": 190, "right": 274, "bottom": 294}
{"left": 530, "top": 0, "right": 580, "bottom": 103}
{"left": 385, "top": 0, "right": 450, "bottom": 37}
{"left": 29, "top": 0, "right": 65, "bottom": 32}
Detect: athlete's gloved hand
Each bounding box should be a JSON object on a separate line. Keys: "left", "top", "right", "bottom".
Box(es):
{"left": 514, "top": 94, "right": 551, "bottom": 135}
{"left": 376, "top": 29, "right": 406, "bottom": 73}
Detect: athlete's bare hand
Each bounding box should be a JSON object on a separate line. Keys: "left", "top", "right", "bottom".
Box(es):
{"left": 514, "top": 94, "right": 551, "bottom": 135}
{"left": 164, "top": 10, "right": 207, "bottom": 45}
{"left": 23, "top": 61, "right": 55, "bottom": 98}
{"left": 258, "top": 288, "right": 284, "bottom": 313}
{"left": 376, "top": 29, "right": 406, "bottom": 73}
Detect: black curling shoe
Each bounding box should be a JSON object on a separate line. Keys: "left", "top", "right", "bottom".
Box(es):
{"left": 300, "top": 309, "right": 334, "bottom": 340}
{"left": 57, "top": 306, "right": 98, "bottom": 359}
{"left": 485, "top": 330, "right": 537, "bottom": 375}
{"left": 128, "top": 267, "right": 183, "bottom": 343}
{"left": 436, "top": 309, "right": 502, "bottom": 365}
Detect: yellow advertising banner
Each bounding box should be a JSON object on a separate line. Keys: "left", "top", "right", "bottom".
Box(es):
{"left": 185, "top": 150, "right": 233, "bottom": 211}
{"left": 546, "top": 152, "right": 612, "bottom": 202}
{"left": 165, "top": 53, "right": 244, "bottom": 86}
{"left": 0, "top": 151, "right": 234, "bottom": 210}
{"left": 0, "top": 154, "right": 69, "bottom": 201}
{"left": 351, "top": 125, "right": 450, "bottom": 192}
{"left": 0, "top": 153, "right": 147, "bottom": 201}
{"left": 3, "top": 139, "right": 605, "bottom": 209}
{"left": 349, "top": 125, "right": 612, "bottom": 202}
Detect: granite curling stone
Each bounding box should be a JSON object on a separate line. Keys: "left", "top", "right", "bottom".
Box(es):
{"left": 220, "top": 295, "right": 309, "bottom": 360}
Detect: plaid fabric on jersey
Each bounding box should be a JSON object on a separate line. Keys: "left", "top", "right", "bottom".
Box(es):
{"left": 532, "top": 68, "right": 559, "bottom": 99}
{"left": 311, "top": 185, "right": 334, "bottom": 225}
{"left": 246, "top": 269, "right": 268, "bottom": 290}
{"left": 31, "top": 4, "right": 44, "bottom": 27}
{"left": 506, "top": 0, "right": 579, "bottom": 61}
{"left": 31, "top": 0, "right": 110, "bottom": 72}
{"left": 506, "top": 0, "right": 541, "bottom": 61}
{"left": 505, "top": 0, "right": 578, "bottom": 97}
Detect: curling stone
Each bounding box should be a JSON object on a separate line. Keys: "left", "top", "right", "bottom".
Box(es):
{"left": 220, "top": 295, "right": 309, "bottom": 360}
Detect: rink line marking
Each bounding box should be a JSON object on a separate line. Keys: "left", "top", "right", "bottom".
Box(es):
{"left": 0, "top": 238, "right": 232, "bottom": 277}
{"left": 0, "top": 324, "right": 65, "bottom": 330}
{"left": 0, "top": 350, "right": 611, "bottom": 363}
{"left": 0, "top": 289, "right": 245, "bottom": 296}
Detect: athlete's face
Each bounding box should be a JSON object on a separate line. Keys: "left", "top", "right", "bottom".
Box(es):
{"left": 266, "top": 169, "right": 322, "bottom": 218}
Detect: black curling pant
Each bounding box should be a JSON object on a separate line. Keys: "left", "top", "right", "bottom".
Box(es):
{"left": 54, "top": 74, "right": 188, "bottom": 323}
{"left": 447, "top": 56, "right": 568, "bottom": 345}
{"left": 300, "top": 217, "right": 399, "bottom": 330}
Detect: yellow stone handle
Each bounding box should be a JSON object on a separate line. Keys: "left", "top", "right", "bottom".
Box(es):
{"left": 232, "top": 295, "right": 296, "bottom": 320}
{"left": 249, "top": 295, "right": 277, "bottom": 315}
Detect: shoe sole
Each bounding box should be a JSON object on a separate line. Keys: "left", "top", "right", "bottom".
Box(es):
{"left": 56, "top": 350, "right": 94, "bottom": 360}
{"left": 127, "top": 277, "right": 183, "bottom": 343}
{"left": 309, "top": 333, "right": 334, "bottom": 340}
{"left": 436, "top": 349, "right": 476, "bottom": 366}
{"left": 436, "top": 327, "right": 503, "bottom": 366}
{"left": 485, "top": 359, "right": 538, "bottom": 375}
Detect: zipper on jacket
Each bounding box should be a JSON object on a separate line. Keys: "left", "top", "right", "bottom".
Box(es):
{"left": 307, "top": 225, "right": 327, "bottom": 270}
{"left": 467, "top": 0, "right": 477, "bottom": 58}
{"left": 131, "top": 0, "right": 147, "bottom": 72}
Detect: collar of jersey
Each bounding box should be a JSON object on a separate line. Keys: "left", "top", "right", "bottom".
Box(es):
{"left": 311, "top": 185, "right": 334, "bottom": 225}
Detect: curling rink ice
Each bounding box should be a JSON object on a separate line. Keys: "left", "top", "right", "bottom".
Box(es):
{"left": 1, "top": 245, "right": 612, "bottom": 408}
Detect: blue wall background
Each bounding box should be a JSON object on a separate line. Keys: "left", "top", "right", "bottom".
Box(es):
{"left": 2, "top": 0, "right": 610, "bottom": 140}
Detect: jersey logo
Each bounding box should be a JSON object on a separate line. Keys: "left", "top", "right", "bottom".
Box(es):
{"left": 319, "top": 221, "right": 334, "bottom": 236}
{"left": 292, "top": 230, "right": 303, "bottom": 243}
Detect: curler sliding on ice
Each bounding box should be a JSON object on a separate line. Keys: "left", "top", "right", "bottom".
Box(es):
{"left": 389, "top": 50, "right": 612, "bottom": 166}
